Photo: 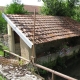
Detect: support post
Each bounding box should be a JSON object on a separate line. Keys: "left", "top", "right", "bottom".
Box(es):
{"left": 7, "top": 24, "right": 15, "bottom": 53}
{"left": 32, "top": 9, "right": 36, "bottom": 58}
{"left": 4, "top": 51, "right": 5, "bottom": 57}
{"left": 52, "top": 73, "right": 54, "bottom": 80}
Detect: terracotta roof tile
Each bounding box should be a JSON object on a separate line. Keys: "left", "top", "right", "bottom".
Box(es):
{"left": 7, "top": 14, "right": 80, "bottom": 44}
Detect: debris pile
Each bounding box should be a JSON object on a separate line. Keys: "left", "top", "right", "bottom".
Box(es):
{"left": 0, "top": 57, "right": 43, "bottom": 80}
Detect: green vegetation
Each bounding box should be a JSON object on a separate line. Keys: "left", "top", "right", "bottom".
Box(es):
{"left": 0, "top": 75, "right": 6, "bottom": 80}
{"left": 74, "top": 5, "right": 80, "bottom": 21}
{"left": 0, "top": 1, "right": 28, "bottom": 34}
{"left": 0, "top": 12, "right": 7, "bottom": 33}
{"left": 5, "top": 2, "right": 28, "bottom": 14}
{"left": 38, "top": 48, "right": 80, "bottom": 76}
{"left": 0, "top": 43, "right": 8, "bottom": 56}
{"left": 41, "top": 0, "right": 80, "bottom": 22}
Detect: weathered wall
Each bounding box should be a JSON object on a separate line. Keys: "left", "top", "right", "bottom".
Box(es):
{"left": 35, "top": 39, "right": 65, "bottom": 54}
{"left": 35, "top": 37, "right": 80, "bottom": 57}
{"left": 0, "top": 34, "right": 4, "bottom": 43}
{"left": 20, "top": 38, "right": 32, "bottom": 60}
{"left": 7, "top": 24, "right": 15, "bottom": 53}
{"left": 15, "top": 43, "right": 21, "bottom": 55}
{"left": 3, "top": 34, "right": 8, "bottom": 47}
{"left": 14, "top": 32, "right": 21, "bottom": 55}
{"left": 0, "top": 34, "right": 8, "bottom": 47}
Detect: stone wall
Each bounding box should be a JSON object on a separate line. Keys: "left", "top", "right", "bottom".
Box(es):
{"left": 35, "top": 37, "right": 80, "bottom": 57}
{"left": 0, "top": 34, "right": 3, "bottom": 42}
{"left": 0, "top": 34, "right": 8, "bottom": 47}
{"left": 35, "top": 39, "right": 65, "bottom": 54}
{"left": 15, "top": 43, "right": 21, "bottom": 55}
{"left": 20, "top": 38, "right": 32, "bottom": 60}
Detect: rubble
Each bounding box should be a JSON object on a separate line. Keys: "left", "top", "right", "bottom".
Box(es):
{"left": 0, "top": 57, "right": 43, "bottom": 80}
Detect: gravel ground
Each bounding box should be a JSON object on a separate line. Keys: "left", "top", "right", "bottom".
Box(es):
{"left": 0, "top": 56, "right": 43, "bottom": 80}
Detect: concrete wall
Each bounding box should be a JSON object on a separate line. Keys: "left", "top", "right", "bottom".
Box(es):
{"left": 7, "top": 24, "right": 15, "bottom": 53}
{"left": 14, "top": 32, "right": 21, "bottom": 55}
{"left": 35, "top": 37, "right": 80, "bottom": 57}
{"left": 20, "top": 38, "right": 33, "bottom": 60}
{"left": 35, "top": 39, "right": 65, "bottom": 54}
{"left": 15, "top": 43, "right": 21, "bottom": 55}
{"left": 0, "top": 34, "right": 8, "bottom": 47}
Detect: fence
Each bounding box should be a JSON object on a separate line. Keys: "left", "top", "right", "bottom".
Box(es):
{"left": 4, "top": 50, "right": 77, "bottom": 80}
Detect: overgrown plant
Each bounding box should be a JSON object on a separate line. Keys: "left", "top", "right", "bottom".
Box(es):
{"left": 0, "top": 12, "right": 7, "bottom": 33}
{"left": 41, "top": 0, "right": 80, "bottom": 22}
{"left": 0, "top": 43, "right": 9, "bottom": 56}
{"left": 5, "top": 2, "right": 28, "bottom": 14}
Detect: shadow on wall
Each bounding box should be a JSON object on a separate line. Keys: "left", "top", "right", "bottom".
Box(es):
{"left": 35, "top": 36, "right": 80, "bottom": 58}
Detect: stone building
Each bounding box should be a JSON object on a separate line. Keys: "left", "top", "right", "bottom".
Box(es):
{"left": 2, "top": 13, "right": 80, "bottom": 60}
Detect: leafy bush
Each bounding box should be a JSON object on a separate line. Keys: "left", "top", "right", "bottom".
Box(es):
{"left": 0, "top": 12, "right": 7, "bottom": 33}
{"left": 0, "top": 43, "right": 8, "bottom": 56}
{"left": 5, "top": 2, "right": 28, "bottom": 14}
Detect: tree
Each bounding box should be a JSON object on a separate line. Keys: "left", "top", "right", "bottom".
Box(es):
{"left": 74, "top": 5, "right": 80, "bottom": 21}
{"left": 5, "top": 2, "right": 28, "bottom": 14}
{"left": 41, "top": 0, "right": 79, "bottom": 18}
{"left": 0, "top": 12, "right": 7, "bottom": 33}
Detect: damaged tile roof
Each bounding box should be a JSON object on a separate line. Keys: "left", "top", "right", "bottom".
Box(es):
{"left": 7, "top": 14, "right": 80, "bottom": 44}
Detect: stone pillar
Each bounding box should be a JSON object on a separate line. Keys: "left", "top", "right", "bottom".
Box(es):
{"left": 20, "top": 38, "right": 32, "bottom": 60}
{"left": 7, "top": 24, "right": 15, "bottom": 53}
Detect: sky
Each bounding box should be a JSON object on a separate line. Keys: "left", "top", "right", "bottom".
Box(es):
{"left": 0, "top": 0, "right": 43, "bottom": 6}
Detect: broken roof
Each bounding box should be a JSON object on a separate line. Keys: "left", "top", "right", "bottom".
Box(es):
{"left": 2, "top": 13, "right": 80, "bottom": 47}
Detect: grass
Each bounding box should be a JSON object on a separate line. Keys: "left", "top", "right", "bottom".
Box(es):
{"left": 0, "top": 43, "right": 8, "bottom": 56}
{"left": 0, "top": 43, "right": 7, "bottom": 80}
{"left": 0, "top": 50, "right": 4, "bottom": 56}
{"left": 0, "top": 76, "right": 6, "bottom": 80}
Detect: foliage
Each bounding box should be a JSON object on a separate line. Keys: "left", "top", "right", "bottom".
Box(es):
{"left": 0, "top": 75, "right": 6, "bottom": 80}
{"left": 5, "top": 2, "right": 28, "bottom": 14}
{"left": 0, "top": 43, "right": 8, "bottom": 56}
{"left": 0, "top": 12, "right": 7, "bottom": 33}
{"left": 37, "top": 47, "right": 80, "bottom": 76}
{"left": 41, "top": 0, "right": 80, "bottom": 19}
{"left": 74, "top": 5, "right": 80, "bottom": 21}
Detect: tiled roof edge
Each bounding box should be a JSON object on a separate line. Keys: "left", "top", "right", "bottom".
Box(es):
{"left": 2, "top": 13, "right": 33, "bottom": 48}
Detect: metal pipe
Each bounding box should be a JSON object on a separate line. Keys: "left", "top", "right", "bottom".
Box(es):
{"left": 33, "top": 63, "right": 77, "bottom": 80}
{"left": 32, "top": 9, "right": 36, "bottom": 58}
{"left": 4, "top": 50, "right": 30, "bottom": 63}
{"left": 52, "top": 73, "right": 54, "bottom": 80}
{"left": 3, "top": 50, "right": 77, "bottom": 80}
